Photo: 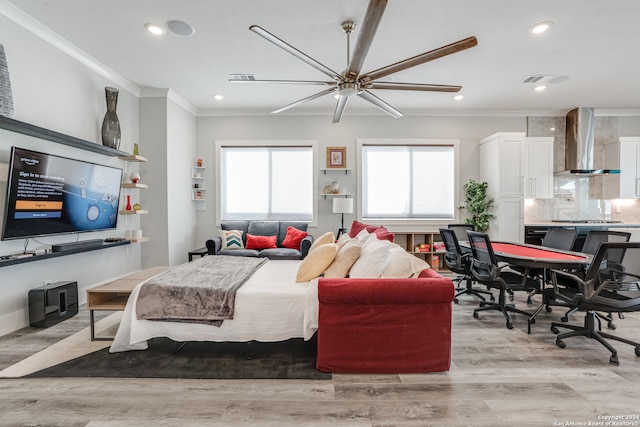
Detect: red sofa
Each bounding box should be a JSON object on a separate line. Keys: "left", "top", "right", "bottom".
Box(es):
{"left": 316, "top": 268, "right": 454, "bottom": 374}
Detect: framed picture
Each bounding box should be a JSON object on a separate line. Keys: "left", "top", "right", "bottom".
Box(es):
{"left": 326, "top": 146, "right": 346, "bottom": 168}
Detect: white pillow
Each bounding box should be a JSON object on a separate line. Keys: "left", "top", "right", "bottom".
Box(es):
{"left": 296, "top": 243, "right": 338, "bottom": 282}
{"left": 336, "top": 232, "right": 352, "bottom": 249}
{"left": 324, "top": 239, "right": 361, "bottom": 278}
{"left": 382, "top": 244, "right": 430, "bottom": 278}
{"left": 349, "top": 235, "right": 391, "bottom": 278}
{"left": 219, "top": 229, "right": 244, "bottom": 249}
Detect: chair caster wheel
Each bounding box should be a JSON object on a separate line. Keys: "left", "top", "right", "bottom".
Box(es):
{"left": 454, "top": 298, "right": 459, "bottom": 304}
{"left": 545, "top": 306, "right": 553, "bottom": 313}
{"left": 506, "top": 322, "right": 513, "bottom": 329}
{"left": 635, "top": 347, "right": 640, "bottom": 357}
{"left": 473, "top": 312, "right": 479, "bottom": 319}
{"left": 608, "top": 322, "right": 616, "bottom": 330}
{"left": 556, "top": 339, "right": 566, "bottom": 349}
{"left": 527, "top": 298, "right": 532, "bottom": 305}
{"left": 561, "top": 316, "right": 568, "bottom": 323}
{"left": 509, "top": 294, "right": 514, "bottom": 302}
{"left": 490, "top": 296, "right": 495, "bottom": 302}
{"left": 551, "top": 326, "right": 559, "bottom": 334}
{"left": 609, "top": 356, "right": 619, "bottom": 366}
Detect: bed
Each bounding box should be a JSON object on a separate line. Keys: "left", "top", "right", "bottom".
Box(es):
{"left": 110, "top": 257, "right": 319, "bottom": 353}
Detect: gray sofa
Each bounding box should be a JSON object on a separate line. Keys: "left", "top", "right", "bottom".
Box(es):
{"left": 206, "top": 220, "right": 314, "bottom": 260}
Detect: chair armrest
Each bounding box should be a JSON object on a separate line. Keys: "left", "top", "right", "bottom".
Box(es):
{"left": 206, "top": 237, "right": 222, "bottom": 255}
{"left": 300, "top": 235, "right": 314, "bottom": 259}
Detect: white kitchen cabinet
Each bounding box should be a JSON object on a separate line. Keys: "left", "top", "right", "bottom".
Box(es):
{"left": 524, "top": 137, "right": 554, "bottom": 199}
{"left": 480, "top": 132, "right": 526, "bottom": 198}
{"left": 494, "top": 198, "right": 525, "bottom": 242}
{"left": 604, "top": 138, "right": 640, "bottom": 198}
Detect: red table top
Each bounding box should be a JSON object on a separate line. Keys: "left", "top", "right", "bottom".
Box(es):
{"left": 492, "top": 242, "right": 588, "bottom": 261}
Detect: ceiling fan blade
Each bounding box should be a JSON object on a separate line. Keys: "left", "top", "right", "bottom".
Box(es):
{"left": 360, "top": 36, "right": 478, "bottom": 83}
{"left": 229, "top": 78, "right": 336, "bottom": 86}
{"left": 250, "top": 25, "right": 343, "bottom": 81}
{"left": 365, "top": 82, "right": 462, "bottom": 92}
{"left": 345, "top": 0, "right": 387, "bottom": 79}
{"left": 271, "top": 87, "right": 337, "bottom": 114}
{"left": 358, "top": 90, "right": 403, "bottom": 118}
{"left": 332, "top": 95, "right": 349, "bottom": 123}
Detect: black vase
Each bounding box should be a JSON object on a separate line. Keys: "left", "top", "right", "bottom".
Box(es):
{"left": 101, "top": 87, "right": 121, "bottom": 149}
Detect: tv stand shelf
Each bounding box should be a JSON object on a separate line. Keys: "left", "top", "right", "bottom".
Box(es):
{"left": 0, "top": 240, "right": 130, "bottom": 268}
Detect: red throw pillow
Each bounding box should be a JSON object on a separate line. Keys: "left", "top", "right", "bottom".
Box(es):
{"left": 282, "top": 226, "right": 308, "bottom": 249}
{"left": 348, "top": 220, "right": 370, "bottom": 238}
{"left": 245, "top": 234, "right": 277, "bottom": 250}
{"left": 374, "top": 226, "right": 395, "bottom": 242}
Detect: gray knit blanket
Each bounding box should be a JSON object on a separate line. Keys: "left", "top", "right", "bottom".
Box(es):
{"left": 136, "top": 255, "right": 268, "bottom": 326}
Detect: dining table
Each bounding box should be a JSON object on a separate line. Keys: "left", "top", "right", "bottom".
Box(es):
{"left": 461, "top": 240, "right": 593, "bottom": 333}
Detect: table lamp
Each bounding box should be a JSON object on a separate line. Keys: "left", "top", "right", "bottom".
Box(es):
{"left": 332, "top": 197, "right": 353, "bottom": 238}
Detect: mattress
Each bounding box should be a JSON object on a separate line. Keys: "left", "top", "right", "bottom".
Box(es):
{"left": 110, "top": 259, "right": 318, "bottom": 352}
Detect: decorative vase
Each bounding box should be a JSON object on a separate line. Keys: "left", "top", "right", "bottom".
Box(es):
{"left": 125, "top": 195, "right": 132, "bottom": 211}
{"left": 101, "top": 87, "right": 121, "bottom": 149}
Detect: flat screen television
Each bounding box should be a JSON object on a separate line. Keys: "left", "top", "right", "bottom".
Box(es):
{"left": 1, "top": 147, "right": 123, "bottom": 240}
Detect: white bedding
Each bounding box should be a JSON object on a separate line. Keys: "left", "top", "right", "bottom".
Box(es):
{"left": 110, "top": 260, "right": 319, "bottom": 353}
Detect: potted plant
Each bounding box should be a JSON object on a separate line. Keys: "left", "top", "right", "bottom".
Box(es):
{"left": 460, "top": 179, "right": 495, "bottom": 233}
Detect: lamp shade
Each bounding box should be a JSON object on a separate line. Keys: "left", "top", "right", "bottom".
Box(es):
{"left": 332, "top": 197, "right": 353, "bottom": 214}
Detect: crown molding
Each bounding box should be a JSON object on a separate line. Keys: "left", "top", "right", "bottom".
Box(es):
{"left": 0, "top": 0, "right": 139, "bottom": 96}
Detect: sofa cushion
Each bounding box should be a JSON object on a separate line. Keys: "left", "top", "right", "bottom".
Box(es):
{"left": 221, "top": 221, "right": 250, "bottom": 244}
{"left": 245, "top": 233, "right": 277, "bottom": 250}
{"left": 281, "top": 226, "right": 308, "bottom": 249}
{"left": 349, "top": 236, "right": 391, "bottom": 278}
{"left": 296, "top": 243, "right": 338, "bottom": 282}
{"left": 219, "top": 248, "right": 260, "bottom": 257}
{"left": 219, "top": 229, "right": 244, "bottom": 249}
{"left": 309, "top": 231, "right": 335, "bottom": 252}
{"left": 278, "top": 222, "right": 308, "bottom": 247}
{"left": 259, "top": 247, "right": 302, "bottom": 260}
{"left": 248, "top": 221, "right": 280, "bottom": 239}
{"left": 324, "top": 239, "right": 361, "bottom": 278}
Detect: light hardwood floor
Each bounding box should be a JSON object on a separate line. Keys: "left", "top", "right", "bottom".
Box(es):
{"left": 1, "top": 282, "right": 640, "bottom": 427}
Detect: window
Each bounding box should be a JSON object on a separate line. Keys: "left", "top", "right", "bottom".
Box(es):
{"left": 220, "top": 145, "right": 313, "bottom": 221}
{"left": 361, "top": 143, "right": 455, "bottom": 220}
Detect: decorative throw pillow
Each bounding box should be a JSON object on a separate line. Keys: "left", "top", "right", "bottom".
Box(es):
{"left": 336, "top": 232, "right": 352, "bottom": 249}
{"left": 324, "top": 239, "right": 361, "bottom": 278}
{"left": 373, "top": 226, "right": 395, "bottom": 242}
{"left": 382, "top": 244, "right": 430, "bottom": 278}
{"left": 349, "top": 235, "right": 391, "bottom": 278}
{"left": 308, "top": 231, "right": 335, "bottom": 252}
{"left": 281, "top": 226, "right": 308, "bottom": 249}
{"left": 296, "top": 243, "right": 338, "bottom": 282}
{"left": 245, "top": 233, "right": 277, "bottom": 250}
{"left": 219, "top": 229, "right": 244, "bottom": 249}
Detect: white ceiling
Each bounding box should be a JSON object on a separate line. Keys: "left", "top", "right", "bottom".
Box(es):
{"left": 5, "top": 0, "right": 640, "bottom": 117}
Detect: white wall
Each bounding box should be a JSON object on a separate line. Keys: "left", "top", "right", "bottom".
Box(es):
{"left": 0, "top": 13, "right": 142, "bottom": 335}
{"left": 195, "top": 114, "right": 525, "bottom": 240}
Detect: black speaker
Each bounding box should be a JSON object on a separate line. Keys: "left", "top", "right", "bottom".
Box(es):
{"left": 28, "top": 281, "right": 79, "bottom": 328}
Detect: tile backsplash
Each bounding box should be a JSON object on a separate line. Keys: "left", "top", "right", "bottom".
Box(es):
{"left": 524, "top": 116, "right": 640, "bottom": 223}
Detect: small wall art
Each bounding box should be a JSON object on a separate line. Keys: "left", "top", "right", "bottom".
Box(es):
{"left": 326, "top": 146, "right": 346, "bottom": 168}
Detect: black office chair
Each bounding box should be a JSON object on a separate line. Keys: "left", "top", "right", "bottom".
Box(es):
{"left": 467, "top": 231, "right": 539, "bottom": 330}
{"left": 542, "top": 227, "right": 578, "bottom": 251}
{"left": 550, "top": 242, "right": 640, "bottom": 365}
{"left": 448, "top": 223, "right": 474, "bottom": 243}
{"left": 551, "top": 230, "right": 632, "bottom": 327}
{"left": 439, "top": 228, "right": 494, "bottom": 304}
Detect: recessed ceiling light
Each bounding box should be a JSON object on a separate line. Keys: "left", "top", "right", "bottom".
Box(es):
{"left": 535, "top": 85, "right": 547, "bottom": 92}
{"left": 529, "top": 21, "right": 552, "bottom": 34}
{"left": 145, "top": 23, "right": 165, "bottom": 35}
{"left": 213, "top": 94, "right": 224, "bottom": 101}
{"left": 454, "top": 94, "right": 464, "bottom": 101}
{"left": 166, "top": 19, "right": 195, "bottom": 36}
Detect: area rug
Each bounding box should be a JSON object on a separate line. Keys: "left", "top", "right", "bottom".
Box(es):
{"left": 25, "top": 336, "right": 331, "bottom": 380}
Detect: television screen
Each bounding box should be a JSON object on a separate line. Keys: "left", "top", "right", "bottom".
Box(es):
{"left": 1, "top": 147, "right": 123, "bottom": 240}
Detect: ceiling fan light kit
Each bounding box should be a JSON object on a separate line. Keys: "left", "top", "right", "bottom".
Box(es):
{"left": 233, "top": 0, "right": 477, "bottom": 123}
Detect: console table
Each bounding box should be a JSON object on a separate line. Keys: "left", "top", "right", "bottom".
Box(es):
{"left": 86, "top": 266, "right": 169, "bottom": 340}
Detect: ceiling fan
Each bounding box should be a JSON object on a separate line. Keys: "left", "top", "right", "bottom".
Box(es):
{"left": 230, "top": 0, "right": 477, "bottom": 123}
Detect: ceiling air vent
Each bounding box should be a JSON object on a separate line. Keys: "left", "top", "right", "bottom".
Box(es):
{"left": 229, "top": 74, "right": 255, "bottom": 81}
{"left": 522, "top": 75, "right": 546, "bottom": 83}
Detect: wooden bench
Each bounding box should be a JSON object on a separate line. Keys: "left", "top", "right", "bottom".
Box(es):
{"left": 87, "top": 266, "right": 169, "bottom": 340}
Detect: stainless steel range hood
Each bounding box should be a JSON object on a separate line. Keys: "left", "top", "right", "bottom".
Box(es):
{"left": 555, "top": 107, "right": 620, "bottom": 175}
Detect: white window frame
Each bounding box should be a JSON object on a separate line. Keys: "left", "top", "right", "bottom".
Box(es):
{"left": 215, "top": 140, "right": 318, "bottom": 226}
{"left": 357, "top": 138, "right": 460, "bottom": 228}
